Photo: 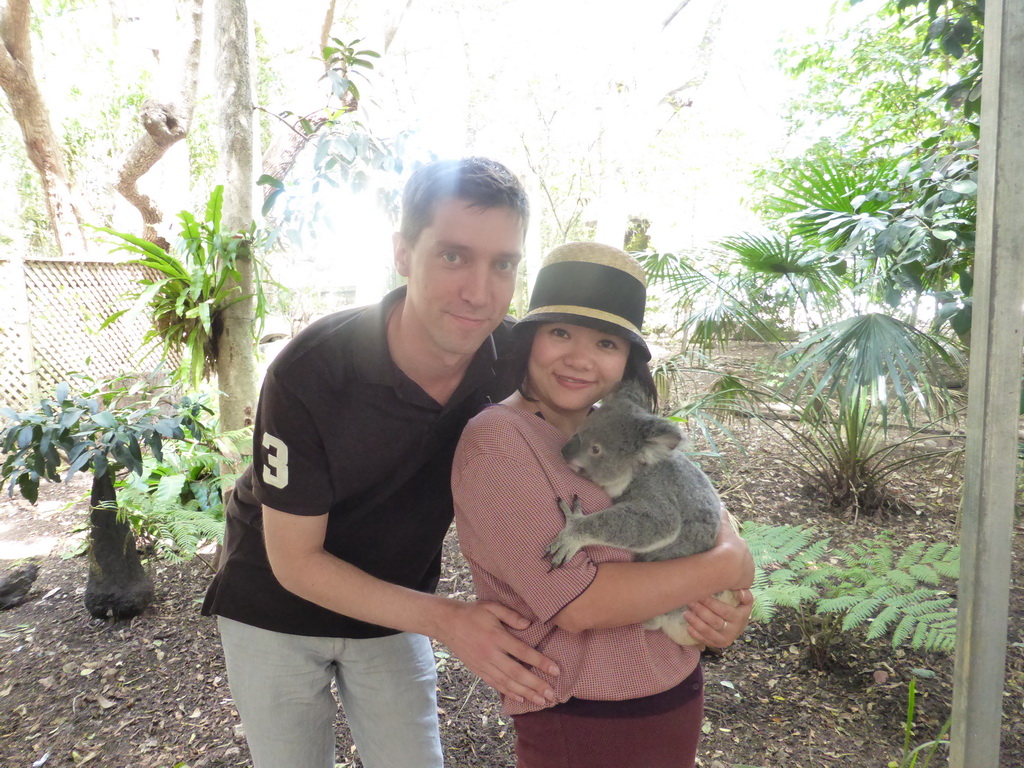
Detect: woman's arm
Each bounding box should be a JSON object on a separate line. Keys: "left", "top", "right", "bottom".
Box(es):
{"left": 453, "top": 415, "right": 753, "bottom": 639}
{"left": 552, "top": 513, "right": 754, "bottom": 633}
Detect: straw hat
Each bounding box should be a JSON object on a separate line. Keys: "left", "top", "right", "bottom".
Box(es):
{"left": 516, "top": 241, "right": 650, "bottom": 360}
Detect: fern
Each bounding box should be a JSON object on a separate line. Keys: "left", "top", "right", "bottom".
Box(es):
{"left": 840, "top": 596, "right": 884, "bottom": 630}
{"left": 897, "top": 541, "right": 928, "bottom": 568}
{"left": 741, "top": 521, "right": 960, "bottom": 661}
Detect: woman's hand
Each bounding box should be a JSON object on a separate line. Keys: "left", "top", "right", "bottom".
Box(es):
{"left": 682, "top": 588, "right": 754, "bottom": 648}
{"left": 718, "top": 510, "right": 755, "bottom": 586}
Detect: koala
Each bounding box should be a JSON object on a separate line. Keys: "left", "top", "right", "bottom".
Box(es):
{"left": 545, "top": 380, "right": 740, "bottom": 646}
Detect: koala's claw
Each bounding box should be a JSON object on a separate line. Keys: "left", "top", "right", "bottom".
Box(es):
{"left": 545, "top": 535, "right": 579, "bottom": 569}
{"left": 557, "top": 495, "right": 585, "bottom": 520}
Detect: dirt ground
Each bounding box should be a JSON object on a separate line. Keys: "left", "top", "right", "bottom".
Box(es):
{"left": 2, "top": 354, "right": 1023, "bottom": 767}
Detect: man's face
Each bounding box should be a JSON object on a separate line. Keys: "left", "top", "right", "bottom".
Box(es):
{"left": 394, "top": 198, "right": 525, "bottom": 360}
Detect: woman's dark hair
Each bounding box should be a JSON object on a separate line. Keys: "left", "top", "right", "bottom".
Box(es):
{"left": 400, "top": 157, "right": 529, "bottom": 245}
{"left": 506, "top": 323, "right": 659, "bottom": 412}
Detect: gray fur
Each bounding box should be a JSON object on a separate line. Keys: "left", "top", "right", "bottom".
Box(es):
{"left": 546, "top": 380, "right": 738, "bottom": 645}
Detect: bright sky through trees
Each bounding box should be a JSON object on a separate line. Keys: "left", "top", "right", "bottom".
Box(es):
{"left": 247, "top": 0, "right": 841, "bottom": 301}
{"left": 0, "top": 0, "right": 846, "bottom": 304}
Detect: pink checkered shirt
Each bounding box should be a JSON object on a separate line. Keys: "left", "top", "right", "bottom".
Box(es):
{"left": 452, "top": 403, "right": 699, "bottom": 716}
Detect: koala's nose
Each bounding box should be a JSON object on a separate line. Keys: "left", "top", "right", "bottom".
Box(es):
{"left": 561, "top": 434, "right": 582, "bottom": 461}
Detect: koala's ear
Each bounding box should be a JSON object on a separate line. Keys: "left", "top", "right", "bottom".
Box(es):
{"left": 614, "top": 380, "right": 651, "bottom": 412}
{"left": 638, "top": 418, "right": 683, "bottom": 464}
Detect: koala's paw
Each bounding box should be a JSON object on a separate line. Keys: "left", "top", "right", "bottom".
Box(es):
{"left": 544, "top": 496, "right": 586, "bottom": 569}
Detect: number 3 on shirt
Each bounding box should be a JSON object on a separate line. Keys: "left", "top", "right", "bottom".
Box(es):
{"left": 262, "top": 433, "right": 289, "bottom": 489}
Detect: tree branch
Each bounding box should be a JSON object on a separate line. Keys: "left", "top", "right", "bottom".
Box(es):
{"left": 319, "top": 0, "right": 336, "bottom": 53}
{"left": 1, "top": 0, "right": 32, "bottom": 67}
{"left": 113, "top": 0, "right": 205, "bottom": 245}
{"left": 0, "top": 0, "right": 89, "bottom": 256}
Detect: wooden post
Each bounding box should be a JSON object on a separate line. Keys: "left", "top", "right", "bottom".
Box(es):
{"left": 950, "top": 1, "right": 1024, "bottom": 765}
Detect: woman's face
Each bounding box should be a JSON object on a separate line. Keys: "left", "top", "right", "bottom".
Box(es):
{"left": 524, "top": 322, "right": 630, "bottom": 433}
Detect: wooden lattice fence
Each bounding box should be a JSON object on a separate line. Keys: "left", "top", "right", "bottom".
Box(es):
{"left": 0, "top": 255, "right": 175, "bottom": 410}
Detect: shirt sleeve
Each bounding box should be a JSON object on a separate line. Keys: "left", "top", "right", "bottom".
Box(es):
{"left": 453, "top": 417, "right": 606, "bottom": 623}
{"left": 249, "top": 367, "right": 333, "bottom": 515}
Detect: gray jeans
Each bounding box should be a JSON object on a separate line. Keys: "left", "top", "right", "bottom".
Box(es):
{"left": 217, "top": 617, "right": 444, "bottom": 768}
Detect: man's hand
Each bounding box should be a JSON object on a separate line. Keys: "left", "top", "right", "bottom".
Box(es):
{"left": 435, "top": 600, "right": 559, "bottom": 707}
{"left": 682, "top": 588, "right": 754, "bottom": 648}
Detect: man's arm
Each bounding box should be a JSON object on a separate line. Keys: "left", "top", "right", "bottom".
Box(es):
{"left": 262, "top": 506, "right": 559, "bottom": 707}
{"left": 552, "top": 513, "right": 754, "bottom": 633}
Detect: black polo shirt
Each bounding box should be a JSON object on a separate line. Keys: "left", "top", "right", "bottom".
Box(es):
{"left": 202, "top": 286, "right": 517, "bottom": 638}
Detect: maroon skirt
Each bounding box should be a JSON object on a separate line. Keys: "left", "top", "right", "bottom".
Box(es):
{"left": 512, "top": 665, "right": 704, "bottom": 768}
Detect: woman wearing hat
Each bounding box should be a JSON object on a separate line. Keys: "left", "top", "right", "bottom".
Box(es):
{"left": 451, "top": 242, "right": 755, "bottom": 767}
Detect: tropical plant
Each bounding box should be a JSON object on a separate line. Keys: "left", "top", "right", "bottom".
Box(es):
{"left": 636, "top": 250, "right": 784, "bottom": 350}
{"left": 763, "top": 149, "right": 977, "bottom": 339}
{"left": 780, "top": 313, "right": 962, "bottom": 428}
{"left": 744, "top": 522, "right": 960, "bottom": 669}
{"left": 94, "top": 186, "right": 270, "bottom": 390}
{"left": 0, "top": 380, "right": 196, "bottom": 618}
{"left": 715, "top": 232, "right": 849, "bottom": 329}
{"left": 768, "top": 391, "right": 962, "bottom": 514}
{"left": 760, "top": 0, "right": 984, "bottom": 340}
{"left": 660, "top": 368, "right": 755, "bottom": 460}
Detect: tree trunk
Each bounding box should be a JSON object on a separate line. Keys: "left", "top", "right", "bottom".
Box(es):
{"left": 83, "top": 472, "right": 154, "bottom": 620}
{"left": 0, "top": 0, "right": 89, "bottom": 257}
{"left": 213, "top": 0, "right": 258, "bottom": 437}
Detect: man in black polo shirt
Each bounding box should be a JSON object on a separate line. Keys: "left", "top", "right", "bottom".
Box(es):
{"left": 203, "top": 158, "right": 558, "bottom": 768}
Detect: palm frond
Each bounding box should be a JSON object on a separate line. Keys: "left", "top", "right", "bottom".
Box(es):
{"left": 767, "top": 157, "right": 900, "bottom": 249}
{"left": 780, "top": 313, "right": 962, "bottom": 426}
{"left": 635, "top": 250, "right": 782, "bottom": 350}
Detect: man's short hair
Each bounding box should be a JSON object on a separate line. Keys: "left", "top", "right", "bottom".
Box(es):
{"left": 399, "top": 157, "right": 529, "bottom": 245}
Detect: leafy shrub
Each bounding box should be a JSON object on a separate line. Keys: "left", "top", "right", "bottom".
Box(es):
{"left": 743, "top": 522, "right": 959, "bottom": 668}
{"left": 0, "top": 380, "right": 184, "bottom": 503}
{"left": 115, "top": 406, "right": 251, "bottom": 564}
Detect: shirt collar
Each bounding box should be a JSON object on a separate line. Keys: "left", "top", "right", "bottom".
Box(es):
{"left": 351, "top": 285, "right": 501, "bottom": 404}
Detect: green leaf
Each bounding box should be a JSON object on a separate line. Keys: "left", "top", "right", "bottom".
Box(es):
{"left": 16, "top": 425, "right": 34, "bottom": 449}
{"left": 17, "top": 472, "right": 39, "bottom": 504}
{"left": 91, "top": 411, "right": 118, "bottom": 429}
{"left": 206, "top": 185, "right": 224, "bottom": 231}
{"left": 91, "top": 225, "right": 169, "bottom": 260}
{"left": 64, "top": 449, "right": 94, "bottom": 482}
{"left": 58, "top": 407, "right": 86, "bottom": 429}
{"left": 262, "top": 187, "right": 284, "bottom": 218}
{"left": 333, "top": 137, "right": 357, "bottom": 163}
{"left": 257, "top": 174, "right": 285, "bottom": 190}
